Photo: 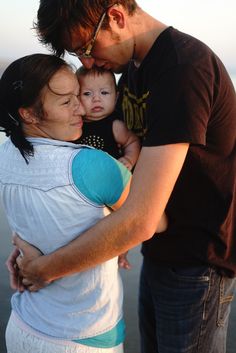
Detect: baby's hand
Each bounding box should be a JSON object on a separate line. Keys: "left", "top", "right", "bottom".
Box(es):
{"left": 118, "top": 251, "right": 131, "bottom": 270}
{"left": 118, "top": 157, "right": 133, "bottom": 171}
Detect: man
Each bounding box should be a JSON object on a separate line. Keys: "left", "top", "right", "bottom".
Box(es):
{"left": 11, "top": 1, "right": 236, "bottom": 352}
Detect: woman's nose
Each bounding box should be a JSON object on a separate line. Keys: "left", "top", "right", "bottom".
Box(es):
{"left": 77, "top": 102, "right": 86, "bottom": 116}
{"left": 74, "top": 96, "right": 86, "bottom": 115}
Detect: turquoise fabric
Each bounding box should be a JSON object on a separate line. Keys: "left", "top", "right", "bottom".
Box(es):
{"left": 71, "top": 148, "right": 130, "bottom": 347}
{"left": 72, "top": 148, "right": 131, "bottom": 206}
{"left": 73, "top": 319, "right": 125, "bottom": 348}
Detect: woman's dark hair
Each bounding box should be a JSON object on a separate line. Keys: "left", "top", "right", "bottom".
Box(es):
{"left": 0, "top": 54, "right": 70, "bottom": 163}
{"left": 35, "top": 0, "right": 138, "bottom": 57}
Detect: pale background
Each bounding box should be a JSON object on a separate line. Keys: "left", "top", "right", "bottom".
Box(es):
{"left": 0, "top": 1, "right": 236, "bottom": 352}
{"left": 0, "top": 0, "right": 236, "bottom": 71}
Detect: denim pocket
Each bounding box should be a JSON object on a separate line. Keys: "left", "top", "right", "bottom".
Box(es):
{"left": 170, "top": 265, "right": 210, "bottom": 282}
{"left": 217, "top": 277, "right": 235, "bottom": 327}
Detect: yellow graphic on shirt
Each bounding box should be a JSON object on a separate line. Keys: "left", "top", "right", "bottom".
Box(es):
{"left": 121, "top": 86, "right": 149, "bottom": 137}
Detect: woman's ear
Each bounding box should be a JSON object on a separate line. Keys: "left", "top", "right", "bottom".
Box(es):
{"left": 18, "top": 107, "right": 38, "bottom": 124}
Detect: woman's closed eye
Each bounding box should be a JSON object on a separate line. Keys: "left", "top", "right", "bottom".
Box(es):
{"left": 61, "top": 93, "right": 80, "bottom": 105}
{"left": 62, "top": 99, "right": 71, "bottom": 105}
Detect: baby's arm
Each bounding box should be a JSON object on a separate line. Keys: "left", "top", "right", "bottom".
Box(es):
{"left": 118, "top": 251, "right": 131, "bottom": 270}
{"left": 112, "top": 119, "right": 141, "bottom": 170}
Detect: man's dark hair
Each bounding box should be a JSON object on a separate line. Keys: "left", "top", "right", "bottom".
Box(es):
{"left": 35, "top": 0, "right": 138, "bottom": 57}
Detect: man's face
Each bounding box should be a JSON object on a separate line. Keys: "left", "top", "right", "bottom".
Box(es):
{"left": 68, "top": 7, "right": 134, "bottom": 73}
{"left": 70, "top": 28, "right": 132, "bottom": 73}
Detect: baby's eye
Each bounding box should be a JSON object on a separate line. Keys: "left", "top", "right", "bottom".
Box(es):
{"left": 101, "top": 90, "right": 109, "bottom": 95}
{"left": 83, "top": 91, "right": 92, "bottom": 96}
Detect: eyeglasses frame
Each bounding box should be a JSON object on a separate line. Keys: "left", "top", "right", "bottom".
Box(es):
{"left": 71, "top": 8, "right": 109, "bottom": 59}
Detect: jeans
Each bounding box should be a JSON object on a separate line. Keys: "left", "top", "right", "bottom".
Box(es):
{"left": 138, "top": 258, "right": 236, "bottom": 353}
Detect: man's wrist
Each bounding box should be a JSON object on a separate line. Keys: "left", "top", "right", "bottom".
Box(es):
{"left": 35, "top": 254, "right": 55, "bottom": 284}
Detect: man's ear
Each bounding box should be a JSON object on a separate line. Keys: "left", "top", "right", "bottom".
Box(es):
{"left": 108, "top": 7, "right": 125, "bottom": 29}
{"left": 18, "top": 107, "right": 38, "bottom": 125}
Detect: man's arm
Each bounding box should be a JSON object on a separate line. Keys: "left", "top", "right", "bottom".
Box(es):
{"left": 15, "top": 143, "right": 189, "bottom": 290}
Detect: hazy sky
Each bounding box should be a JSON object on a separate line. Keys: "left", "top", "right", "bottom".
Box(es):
{"left": 0, "top": 1, "right": 235, "bottom": 144}
{"left": 0, "top": 0, "right": 236, "bottom": 73}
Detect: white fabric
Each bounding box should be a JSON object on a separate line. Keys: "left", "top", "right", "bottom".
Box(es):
{"left": 6, "top": 312, "right": 124, "bottom": 353}
{"left": 0, "top": 138, "right": 123, "bottom": 339}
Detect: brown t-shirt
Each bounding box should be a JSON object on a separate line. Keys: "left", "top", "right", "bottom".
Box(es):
{"left": 117, "top": 27, "right": 236, "bottom": 276}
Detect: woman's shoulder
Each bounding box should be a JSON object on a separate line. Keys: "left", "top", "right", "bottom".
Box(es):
{"left": 72, "top": 147, "right": 124, "bottom": 177}
{"left": 72, "top": 148, "right": 131, "bottom": 206}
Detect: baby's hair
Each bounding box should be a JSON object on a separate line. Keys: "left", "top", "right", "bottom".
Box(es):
{"left": 76, "top": 66, "right": 117, "bottom": 91}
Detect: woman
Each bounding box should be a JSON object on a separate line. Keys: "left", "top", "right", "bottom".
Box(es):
{"left": 0, "top": 54, "right": 131, "bottom": 353}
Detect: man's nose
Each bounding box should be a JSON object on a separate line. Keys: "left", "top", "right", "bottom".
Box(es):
{"left": 79, "top": 57, "right": 95, "bottom": 69}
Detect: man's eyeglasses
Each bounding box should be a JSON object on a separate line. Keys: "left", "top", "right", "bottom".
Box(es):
{"left": 70, "top": 10, "right": 107, "bottom": 59}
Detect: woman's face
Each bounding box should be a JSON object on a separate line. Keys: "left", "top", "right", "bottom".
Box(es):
{"left": 35, "top": 67, "right": 85, "bottom": 141}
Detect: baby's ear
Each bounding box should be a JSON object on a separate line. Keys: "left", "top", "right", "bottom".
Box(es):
{"left": 18, "top": 107, "right": 39, "bottom": 124}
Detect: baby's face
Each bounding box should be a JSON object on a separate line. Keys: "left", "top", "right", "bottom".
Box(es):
{"left": 78, "top": 72, "right": 117, "bottom": 122}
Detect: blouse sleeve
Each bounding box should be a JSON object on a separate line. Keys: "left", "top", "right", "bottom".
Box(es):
{"left": 72, "top": 148, "right": 131, "bottom": 206}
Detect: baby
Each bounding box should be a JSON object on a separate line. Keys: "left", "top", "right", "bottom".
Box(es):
{"left": 76, "top": 66, "right": 140, "bottom": 171}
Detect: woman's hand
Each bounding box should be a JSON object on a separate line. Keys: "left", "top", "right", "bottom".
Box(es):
{"left": 12, "top": 234, "right": 50, "bottom": 292}
{"left": 6, "top": 247, "right": 25, "bottom": 292}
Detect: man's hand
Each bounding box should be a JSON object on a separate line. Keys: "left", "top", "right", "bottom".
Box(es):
{"left": 12, "top": 234, "right": 50, "bottom": 292}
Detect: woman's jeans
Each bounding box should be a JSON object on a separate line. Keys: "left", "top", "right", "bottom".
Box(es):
{"left": 138, "top": 258, "right": 236, "bottom": 353}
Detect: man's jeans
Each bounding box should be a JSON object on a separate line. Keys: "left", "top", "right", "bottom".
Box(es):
{"left": 138, "top": 258, "right": 236, "bottom": 353}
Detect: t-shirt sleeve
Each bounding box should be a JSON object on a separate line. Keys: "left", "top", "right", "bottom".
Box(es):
{"left": 71, "top": 148, "right": 131, "bottom": 206}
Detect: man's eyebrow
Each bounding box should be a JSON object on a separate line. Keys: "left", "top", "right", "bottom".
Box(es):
{"left": 68, "top": 35, "right": 92, "bottom": 53}
{"left": 70, "top": 40, "right": 89, "bottom": 53}
{"left": 65, "top": 41, "right": 81, "bottom": 52}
